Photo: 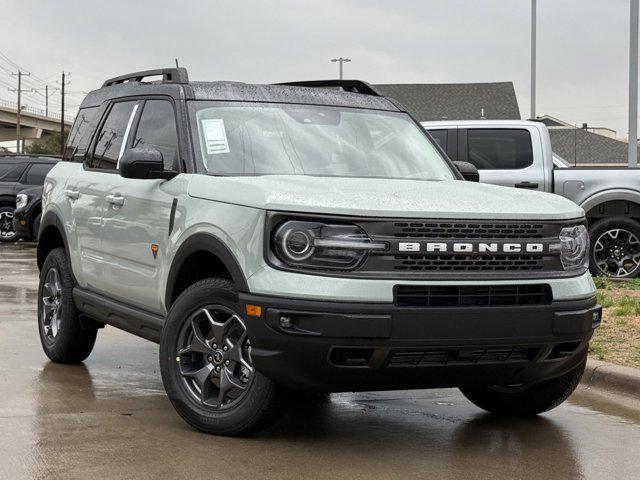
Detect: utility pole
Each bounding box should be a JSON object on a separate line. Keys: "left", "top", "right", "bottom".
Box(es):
{"left": 45, "top": 85, "right": 49, "bottom": 117}
{"left": 331, "top": 57, "right": 351, "bottom": 80}
{"left": 530, "top": 0, "right": 537, "bottom": 119}
{"left": 8, "top": 71, "right": 33, "bottom": 154}
{"left": 629, "top": 0, "right": 639, "bottom": 168}
{"left": 59, "top": 72, "right": 70, "bottom": 155}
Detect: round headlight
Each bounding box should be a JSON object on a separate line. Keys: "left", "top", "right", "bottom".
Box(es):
{"left": 16, "top": 194, "right": 28, "bottom": 210}
{"left": 557, "top": 224, "right": 589, "bottom": 270}
{"left": 282, "top": 229, "right": 314, "bottom": 260}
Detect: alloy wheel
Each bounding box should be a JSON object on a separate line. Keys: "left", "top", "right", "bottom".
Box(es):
{"left": 176, "top": 305, "right": 254, "bottom": 409}
{"left": 0, "top": 211, "right": 16, "bottom": 240}
{"left": 593, "top": 228, "right": 640, "bottom": 277}
{"left": 41, "top": 267, "right": 63, "bottom": 340}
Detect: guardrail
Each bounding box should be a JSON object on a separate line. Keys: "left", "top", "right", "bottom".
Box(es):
{"left": 0, "top": 98, "right": 74, "bottom": 123}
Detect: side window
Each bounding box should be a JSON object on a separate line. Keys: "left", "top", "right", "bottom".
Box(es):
{"left": 131, "top": 100, "right": 179, "bottom": 170}
{"left": 63, "top": 106, "right": 100, "bottom": 162}
{"left": 0, "top": 163, "right": 27, "bottom": 182}
{"left": 428, "top": 129, "right": 448, "bottom": 149}
{"left": 91, "top": 101, "right": 138, "bottom": 171}
{"left": 23, "top": 163, "right": 54, "bottom": 185}
{"left": 467, "top": 129, "right": 533, "bottom": 170}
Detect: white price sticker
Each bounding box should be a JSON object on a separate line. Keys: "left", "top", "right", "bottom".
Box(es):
{"left": 201, "top": 119, "right": 230, "bottom": 155}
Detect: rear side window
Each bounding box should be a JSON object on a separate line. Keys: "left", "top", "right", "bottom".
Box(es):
{"left": 467, "top": 129, "right": 533, "bottom": 170}
{"left": 64, "top": 107, "right": 101, "bottom": 162}
{"left": 428, "top": 129, "right": 448, "bottom": 149}
{"left": 131, "top": 100, "right": 179, "bottom": 170}
{"left": 23, "top": 163, "right": 54, "bottom": 185}
{"left": 91, "top": 101, "right": 138, "bottom": 171}
{"left": 0, "top": 163, "right": 26, "bottom": 181}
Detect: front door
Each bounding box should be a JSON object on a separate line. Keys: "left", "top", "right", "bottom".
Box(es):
{"left": 459, "top": 127, "right": 545, "bottom": 191}
{"left": 70, "top": 100, "right": 140, "bottom": 293}
{"left": 100, "top": 98, "right": 181, "bottom": 313}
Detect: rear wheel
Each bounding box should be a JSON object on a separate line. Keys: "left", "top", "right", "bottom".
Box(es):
{"left": 460, "top": 355, "right": 586, "bottom": 416}
{"left": 160, "top": 278, "right": 286, "bottom": 436}
{"left": 589, "top": 217, "right": 640, "bottom": 278}
{"left": 0, "top": 206, "right": 17, "bottom": 243}
{"left": 38, "top": 247, "right": 97, "bottom": 363}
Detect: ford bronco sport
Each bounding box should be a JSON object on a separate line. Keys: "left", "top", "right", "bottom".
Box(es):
{"left": 37, "top": 68, "right": 601, "bottom": 436}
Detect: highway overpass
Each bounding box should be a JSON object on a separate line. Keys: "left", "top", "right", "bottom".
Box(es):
{"left": 0, "top": 99, "right": 73, "bottom": 144}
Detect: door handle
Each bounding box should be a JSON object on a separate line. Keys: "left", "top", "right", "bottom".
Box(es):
{"left": 64, "top": 189, "right": 80, "bottom": 200}
{"left": 105, "top": 194, "right": 125, "bottom": 207}
{"left": 514, "top": 181, "right": 539, "bottom": 189}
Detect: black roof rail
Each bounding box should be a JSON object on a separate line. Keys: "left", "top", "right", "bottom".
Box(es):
{"left": 275, "top": 79, "right": 382, "bottom": 97}
{"left": 101, "top": 67, "right": 189, "bottom": 88}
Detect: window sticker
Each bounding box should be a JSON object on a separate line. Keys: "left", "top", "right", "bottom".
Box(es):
{"left": 201, "top": 119, "right": 230, "bottom": 155}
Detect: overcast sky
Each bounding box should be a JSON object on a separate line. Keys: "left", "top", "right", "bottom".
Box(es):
{"left": 0, "top": 0, "right": 634, "bottom": 136}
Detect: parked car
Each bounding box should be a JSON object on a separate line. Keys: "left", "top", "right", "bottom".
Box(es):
{"left": 422, "top": 120, "right": 640, "bottom": 279}
{"left": 37, "top": 68, "right": 600, "bottom": 436}
{"left": 0, "top": 154, "right": 59, "bottom": 242}
{"left": 13, "top": 185, "right": 43, "bottom": 241}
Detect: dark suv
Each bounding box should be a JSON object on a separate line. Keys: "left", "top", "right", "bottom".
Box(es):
{"left": 0, "top": 155, "right": 59, "bottom": 242}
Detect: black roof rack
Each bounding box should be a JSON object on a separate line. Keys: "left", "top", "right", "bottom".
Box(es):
{"left": 275, "top": 79, "right": 382, "bottom": 97}
{"left": 101, "top": 67, "right": 189, "bottom": 88}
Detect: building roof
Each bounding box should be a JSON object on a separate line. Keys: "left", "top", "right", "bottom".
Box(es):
{"left": 374, "top": 82, "right": 521, "bottom": 121}
{"left": 548, "top": 127, "right": 638, "bottom": 165}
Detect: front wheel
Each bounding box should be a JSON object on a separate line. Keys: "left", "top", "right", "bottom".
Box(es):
{"left": 0, "top": 206, "right": 17, "bottom": 243}
{"left": 589, "top": 217, "right": 640, "bottom": 278}
{"left": 38, "top": 247, "right": 97, "bottom": 363}
{"left": 160, "top": 278, "right": 286, "bottom": 436}
{"left": 460, "top": 355, "right": 586, "bottom": 416}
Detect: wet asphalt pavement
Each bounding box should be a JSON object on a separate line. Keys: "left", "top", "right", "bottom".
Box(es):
{"left": 0, "top": 243, "right": 639, "bottom": 480}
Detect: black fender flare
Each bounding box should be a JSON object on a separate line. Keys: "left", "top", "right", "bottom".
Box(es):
{"left": 37, "top": 210, "right": 70, "bottom": 270}
{"left": 165, "top": 233, "right": 249, "bottom": 308}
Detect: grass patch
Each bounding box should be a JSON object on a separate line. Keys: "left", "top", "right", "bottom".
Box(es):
{"left": 591, "top": 282, "right": 640, "bottom": 368}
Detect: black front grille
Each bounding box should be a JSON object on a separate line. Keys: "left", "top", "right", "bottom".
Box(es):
{"left": 393, "top": 254, "right": 544, "bottom": 272}
{"left": 394, "top": 284, "right": 553, "bottom": 307}
{"left": 388, "top": 346, "right": 539, "bottom": 367}
{"left": 392, "top": 222, "right": 545, "bottom": 239}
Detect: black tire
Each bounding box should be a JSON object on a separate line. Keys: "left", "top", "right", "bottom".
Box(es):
{"left": 32, "top": 213, "right": 42, "bottom": 241}
{"left": 38, "top": 247, "right": 97, "bottom": 363}
{"left": 460, "top": 355, "right": 586, "bottom": 416}
{"left": 0, "top": 205, "right": 17, "bottom": 243}
{"left": 589, "top": 216, "right": 640, "bottom": 278}
{"left": 160, "top": 278, "right": 286, "bottom": 436}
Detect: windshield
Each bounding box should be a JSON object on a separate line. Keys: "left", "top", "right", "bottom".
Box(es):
{"left": 189, "top": 102, "right": 456, "bottom": 181}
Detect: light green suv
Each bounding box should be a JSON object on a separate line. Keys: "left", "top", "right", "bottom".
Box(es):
{"left": 36, "top": 68, "right": 601, "bottom": 436}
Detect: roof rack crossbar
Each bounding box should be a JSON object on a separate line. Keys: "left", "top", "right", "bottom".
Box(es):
{"left": 275, "top": 80, "right": 382, "bottom": 97}
{"left": 102, "top": 67, "right": 189, "bottom": 88}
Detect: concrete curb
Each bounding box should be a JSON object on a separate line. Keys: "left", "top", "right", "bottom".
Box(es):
{"left": 581, "top": 358, "right": 640, "bottom": 401}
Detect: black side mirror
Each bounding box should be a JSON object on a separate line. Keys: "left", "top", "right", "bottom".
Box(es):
{"left": 453, "top": 161, "right": 480, "bottom": 182}
{"left": 119, "top": 148, "right": 177, "bottom": 180}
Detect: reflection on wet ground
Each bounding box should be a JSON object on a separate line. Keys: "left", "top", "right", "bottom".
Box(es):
{"left": 0, "top": 243, "right": 639, "bottom": 479}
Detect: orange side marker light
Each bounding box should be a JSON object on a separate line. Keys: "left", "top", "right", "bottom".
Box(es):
{"left": 245, "top": 304, "right": 262, "bottom": 317}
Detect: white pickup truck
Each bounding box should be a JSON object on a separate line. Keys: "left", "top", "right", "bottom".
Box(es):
{"left": 422, "top": 120, "right": 640, "bottom": 278}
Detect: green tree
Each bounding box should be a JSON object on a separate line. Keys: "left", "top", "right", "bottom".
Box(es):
{"left": 24, "top": 133, "right": 68, "bottom": 155}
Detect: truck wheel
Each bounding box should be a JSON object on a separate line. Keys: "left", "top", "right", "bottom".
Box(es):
{"left": 459, "top": 355, "right": 586, "bottom": 416}
{"left": 160, "top": 278, "right": 286, "bottom": 436}
{"left": 0, "top": 206, "right": 17, "bottom": 243}
{"left": 38, "top": 247, "right": 97, "bottom": 363}
{"left": 589, "top": 217, "right": 640, "bottom": 278}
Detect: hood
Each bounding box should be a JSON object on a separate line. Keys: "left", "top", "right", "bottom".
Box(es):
{"left": 187, "top": 175, "right": 584, "bottom": 220}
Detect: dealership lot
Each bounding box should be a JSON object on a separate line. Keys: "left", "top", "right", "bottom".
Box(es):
{"left": 0, "top": 243, "right": 639, "bottom": 479}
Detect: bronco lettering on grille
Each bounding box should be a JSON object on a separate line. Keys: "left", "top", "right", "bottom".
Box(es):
{"left": 398, "top": 242, "right": 546, "bottom": 254}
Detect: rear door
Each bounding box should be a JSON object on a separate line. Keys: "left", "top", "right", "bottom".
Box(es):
{"left": 459, "top": 127, "right": 545, "bottom": 191}
{"left": 66, "top": 100, "right": 140, "bottom": 292}
{"left": 99, "top": 98, "right": 180, "bottom": 313}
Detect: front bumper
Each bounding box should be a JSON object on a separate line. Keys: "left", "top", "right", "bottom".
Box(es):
{"left": 240, "top": 293, "right": 601, "bottom": 392}
{"left": 12, "top": 207, "right": 33, "bottom": 240}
